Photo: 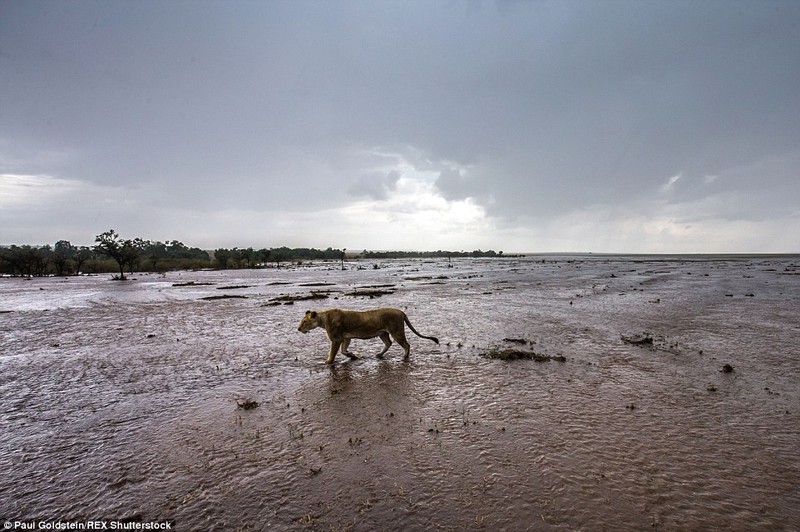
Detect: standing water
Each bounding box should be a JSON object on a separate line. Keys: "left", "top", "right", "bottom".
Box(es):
{"left": 1, "top": 255, "right": 798, "bottom": 530}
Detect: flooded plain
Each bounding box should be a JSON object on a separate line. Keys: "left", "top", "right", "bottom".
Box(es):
{"left": 1, "top": 255, "right": 798, "bottom": 530}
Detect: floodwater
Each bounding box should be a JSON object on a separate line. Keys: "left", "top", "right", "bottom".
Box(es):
{"left": 1, "top": 255, "right": 798, "bottom": 530}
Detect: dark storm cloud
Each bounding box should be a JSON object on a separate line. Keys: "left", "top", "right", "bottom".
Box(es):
{"left": 1, "top": 0, "right": 798, "bottom": 250}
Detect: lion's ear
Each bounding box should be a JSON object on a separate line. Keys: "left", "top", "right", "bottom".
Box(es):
{"left": 310, "top": 311, "right": 318, "bottom": 318}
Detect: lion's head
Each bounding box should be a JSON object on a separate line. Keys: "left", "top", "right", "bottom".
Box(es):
{"left": 297, "top": 310, "right": 320, "bottom": 333}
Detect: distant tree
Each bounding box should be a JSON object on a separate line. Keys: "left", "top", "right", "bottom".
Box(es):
{"left": 123, "top": 238, "right": 145, "bottom": 274}
{"left": 0, "top": 248, "right": 10, "bottom": 275}
{"left": 143, "top": 240, "right": 167, "bottom": 271}
{"left": 242, "top": 247, "right": 256, "bottom": 268}
{"left": 1, "top": 245, "right": 50, "bottom": 276}
{"left": 94, "top": 229, "right": 130, "bottom": 280}
{"left": 214, "top": 248, "right": 232, "bottom": 269}
{"left": 73, "top": 246, "right": 93, "bottom": 274}
{"left": 186, "top": 246, "right": 210, "bottom": 261}
{"left": 53, "top": 240, "right": 75, "bottom": 276}
{"left": 228, "top": 248, "right": 244, "bottom": 268}
{"left": 257, "top": 248, "right": 271, "bottom": 266}
{"left": 271, "top": 246, "right": 292, "bottom": 268}
{"left": 0, "top": 246, "right": 23, "bottom": 275}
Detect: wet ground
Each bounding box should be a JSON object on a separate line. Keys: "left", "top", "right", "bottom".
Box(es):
{"left": 1, "top": 255, "right": 799, "bottom": 530}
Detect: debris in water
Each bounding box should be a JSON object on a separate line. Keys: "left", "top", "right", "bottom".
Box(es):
{"left": 201, "top": 294, "right": 248, "bottom": 301}
{"left": 481, "top": 348, "right": 566, "bottom": 362}
{"left": 236, "top": 399, "right": 260, "bottom": 410}
{"left": 269, "top": 292, "right": 329, "bottom": 303}
{"left": 621, "top": 333, "right": 654, "bottom": 346}
{"left": 344, "top": 289, "right": 395, "bottom": 297}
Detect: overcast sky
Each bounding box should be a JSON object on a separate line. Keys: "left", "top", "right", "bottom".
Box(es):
{"left": 2, "top": 0, "right": 798, "bottom": 253}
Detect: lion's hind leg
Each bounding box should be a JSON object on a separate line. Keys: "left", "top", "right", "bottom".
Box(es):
{"left": 394, "top": 329, "right": 411, "bottom": 358}
{"left": 342, "top": 338, "right": 360, "bottom": 360}
{"left": 376, "top": 332, "right": 392, "bottom": 358}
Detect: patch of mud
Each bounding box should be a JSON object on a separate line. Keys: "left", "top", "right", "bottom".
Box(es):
{"left": 236, "top": 398, "right": 260, "bottom": 410}
{"left": 480, "top": 347, "right": 566, "bottom": 362}
{"left": 621, "top": 333, "right": 654, "bottom": 346}
{"left": 269, "top": 292, "right": 331, "bottom": 303}
{"left": 2, "top": 255, "right": 799, "bottom": 530}
{"left": 344, "top": 288, "right": 396, "bottom": 297}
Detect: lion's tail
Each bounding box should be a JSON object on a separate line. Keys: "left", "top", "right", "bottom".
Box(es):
{"left": 403, "top": 314, "right": 439, "bottom": 344}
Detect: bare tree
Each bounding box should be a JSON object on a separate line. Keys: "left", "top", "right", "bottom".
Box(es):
{"left": 94, "top": 229, "right": 129, "bottom": 280}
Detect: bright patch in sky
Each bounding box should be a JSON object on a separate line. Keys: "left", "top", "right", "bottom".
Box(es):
{"left": 0, "top": 174, "right": 80, "bottom": 207}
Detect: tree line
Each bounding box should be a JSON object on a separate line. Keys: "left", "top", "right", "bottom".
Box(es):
{"left": 0, "top": 229, "right": 347, "bottom": 278}
{"left": 1, "top": 229, "right": 506, "bottom": 278}
{"left": 0, "top": 232, "right": 212, "bottom": 278}
{"left": 361, "top": 249, "right": 504, "bottom": 259}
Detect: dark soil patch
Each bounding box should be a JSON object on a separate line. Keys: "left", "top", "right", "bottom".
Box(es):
{"left": 345, "top": 289, "right": 395, "bottom": 297}
{"left": 481, "top": 348, "right": 566, "bottom": 362}
{"left": 173, "top": 281, "right": 215, "bottom": 287}
{"left": 217, "top": 285, "right": 252, "bottom": 290}
{"left": 270, "top": 292, "right": 330, "bottom": 303}
{"left": 299, "top": 282, "right": 337, "bottom": 287}
{"left": 236, "top": 399, "right": 260, "bottom": 410}
{"left": 621, "top": 333, "right": 654, "bottom": 346}
{"left": 200, "top": 294, "right": 248, "bottom": 301}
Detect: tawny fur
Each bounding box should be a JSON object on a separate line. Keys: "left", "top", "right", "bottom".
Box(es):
{"left": 297, "top": 308, "right": 439, "bottom": 364}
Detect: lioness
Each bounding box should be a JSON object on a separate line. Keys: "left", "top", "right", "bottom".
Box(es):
{"left": 297, "top": 308, "right": 439, "bottom": 364}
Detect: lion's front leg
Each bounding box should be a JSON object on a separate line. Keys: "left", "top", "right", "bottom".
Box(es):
{"left": 326, "top": 340, "right": 342, "bottom": 364}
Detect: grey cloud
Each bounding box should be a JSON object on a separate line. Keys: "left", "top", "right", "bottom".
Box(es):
{"left": 434, "top": 167, "right": 486, "bottom": 203}
{"left": 1, "top": 0, "right": 798, "bottom": 251}
{"left": 347, "top": 170, "right": 401, "bottom": 200}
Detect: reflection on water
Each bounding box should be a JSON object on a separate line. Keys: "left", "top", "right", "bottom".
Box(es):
{"left": 1, "top": 256, "right": 798, "bottom": 529}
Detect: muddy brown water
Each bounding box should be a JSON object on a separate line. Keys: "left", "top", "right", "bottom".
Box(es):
{"left": 1, "top": 256, "right": 798, "bottom": 530}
